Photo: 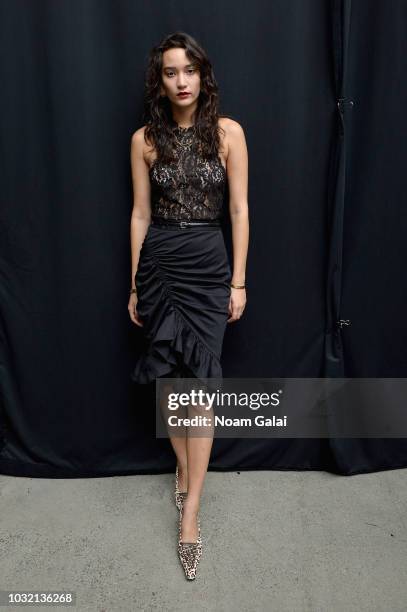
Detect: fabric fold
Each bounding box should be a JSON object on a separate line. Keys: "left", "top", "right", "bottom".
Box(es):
{"left": 131, "top": 306, "right": 222, "bottom": 384}
{"left": 130, "top": 224, "right": 231, "bottom": 388}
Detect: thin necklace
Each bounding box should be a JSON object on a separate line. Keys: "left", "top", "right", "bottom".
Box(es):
{"left": 172, "top": 125, "right": 196, "bottom": 148}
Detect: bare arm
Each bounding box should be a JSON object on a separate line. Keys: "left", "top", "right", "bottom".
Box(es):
{"left": 224, "top": 119, "right": 249, "bottom": 322}
{"left": 129, "top": 127, "right": 152, "bottom": 325}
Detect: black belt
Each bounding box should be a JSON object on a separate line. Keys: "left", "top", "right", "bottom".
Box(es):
{"left": 151, "top": 217, "right": 221, "bottom": 229}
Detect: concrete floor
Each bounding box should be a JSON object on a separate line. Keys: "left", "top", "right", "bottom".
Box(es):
{"left": 0, "top": 468, "right": 406, "bottom": 612}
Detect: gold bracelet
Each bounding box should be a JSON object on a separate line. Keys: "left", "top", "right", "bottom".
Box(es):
{"left": 130, "top": 288, "right": 137, "bottom": 295}
{"left": 230, "top": 283, "right": 245, "bottom": 289}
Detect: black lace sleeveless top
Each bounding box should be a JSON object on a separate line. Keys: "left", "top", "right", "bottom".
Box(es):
{"left": 149, "top": 125, "right": 227, "bottom": 221}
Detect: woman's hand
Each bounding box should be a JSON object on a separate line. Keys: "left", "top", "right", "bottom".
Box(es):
{"left": 128, "top": 292, "right": 144, "bottom": 327}
{"left": 227, "top": 288, "right": 246, "bottom": 323}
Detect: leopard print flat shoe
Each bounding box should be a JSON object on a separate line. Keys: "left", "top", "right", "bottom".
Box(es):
{"left": 178, "top": 506, "right": 202, "bottom": 580}
{"left": 175, "top": 465, "right": 188, "bottom": 511}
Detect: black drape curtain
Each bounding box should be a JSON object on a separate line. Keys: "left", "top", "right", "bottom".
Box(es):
{"left": 1, "top": 0, "right": 406, "bottom": 478}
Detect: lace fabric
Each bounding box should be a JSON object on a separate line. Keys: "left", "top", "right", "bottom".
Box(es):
{"left": 149, "top": 125, "right": 227, "bottom": 221}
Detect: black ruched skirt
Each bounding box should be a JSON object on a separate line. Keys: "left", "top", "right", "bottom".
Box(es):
{"left": 131, "top": 223, "right": 232, "bottom": 384}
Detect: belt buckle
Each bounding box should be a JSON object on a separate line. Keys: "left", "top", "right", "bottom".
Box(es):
{"left": 180, "top": 221, "right": 189, "bottom": 229}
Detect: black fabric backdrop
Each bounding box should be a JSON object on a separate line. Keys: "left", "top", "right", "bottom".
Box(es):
{"left": 1, "top": 0, "right": 406, "bottom": 478}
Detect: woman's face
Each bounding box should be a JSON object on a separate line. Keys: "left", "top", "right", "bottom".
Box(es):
{"left": 160, "top": 47, "right": 200, "bottom": 111}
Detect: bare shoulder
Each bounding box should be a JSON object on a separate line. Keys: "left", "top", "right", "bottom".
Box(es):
{"left": 131, "top": 126, "right": 155, "bottom": 165}
{"left": 218, "top": 118, "right": 247, "bottom": 167}
{"left": 131, "top": 125, "right": 149, "bottom": 147}
{"left": 218, "top": 117, "right": 245, "bottom": 139}
{"left": 131, "top": 126, "right": 145, "bottom": 153}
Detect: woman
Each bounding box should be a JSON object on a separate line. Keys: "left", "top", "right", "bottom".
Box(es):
{"left": 128, "top": 31, "right": 249, "bottom": 580}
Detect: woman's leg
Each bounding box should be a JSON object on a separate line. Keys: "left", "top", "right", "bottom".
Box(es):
{"left": 159, "top": 361, "right": 214, "bottom": 540}
{"left": 159, "top": 364, "right": 188, "bottom": 493}
{"left": 181, "top": 370, "right": 215, "bottom": 542}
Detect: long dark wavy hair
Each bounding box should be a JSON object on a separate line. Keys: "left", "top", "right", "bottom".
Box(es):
{"left": 142, "top": 31, "right": 228, "bottom": 164}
